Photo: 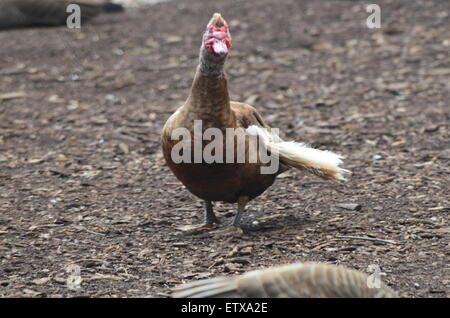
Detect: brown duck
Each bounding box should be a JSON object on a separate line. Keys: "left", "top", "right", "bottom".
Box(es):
{"left": 172, "top": 262, "right": 400, "bottom": 298}
{"left": 0, "top": 0, "right": 123, "bottom": 29}
{"left": 161, "top": 13, "right": 348, "bottom": 231}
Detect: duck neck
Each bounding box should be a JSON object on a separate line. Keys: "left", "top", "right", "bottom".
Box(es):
{"left": 185, "top": 48, "right": 233, "bottom": 126}
{"left": 199, "top": 46, "right": 227, "bottom": 78}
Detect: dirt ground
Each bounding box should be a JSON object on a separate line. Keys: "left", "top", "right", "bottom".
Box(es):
{"left": 0, "top": 0, "right": 448, "bottom": 298}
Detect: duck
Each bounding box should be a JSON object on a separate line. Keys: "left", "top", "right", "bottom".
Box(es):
{"left": 161, "top": 13, "right": 349, "bottom": 232}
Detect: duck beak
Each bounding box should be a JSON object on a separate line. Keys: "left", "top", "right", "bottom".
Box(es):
{"left": 212, "top": 39, "right": 228, "bottom": 55}
{"left": 209, "top": 13, "right": 226, "bottom": 28}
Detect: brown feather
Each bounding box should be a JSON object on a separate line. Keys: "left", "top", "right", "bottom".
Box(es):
{"left": 172, "top": 263, "right": 400, "bottom": 298}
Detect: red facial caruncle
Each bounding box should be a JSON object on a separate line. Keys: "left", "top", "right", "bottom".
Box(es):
{"left": 204, "top": 23, "right": 232, "bottom": 55}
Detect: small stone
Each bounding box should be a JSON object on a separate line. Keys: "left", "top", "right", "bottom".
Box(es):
{"left": 223, "top": 263, "right": 239, "bottom": 273}
{"left": 240, "top": 246, "right": 253, "bottom": 255}
{"left": 53, "top": 276, "right": 67, "bottom": 285}
{"left": 32, "top": 277, "right": 51, "bottom": 285}
{"left": 372, "top": 154, "right": 383, "bottom": 160}
{"left": 336, "top": 203, "right": 362, "bottom": 211}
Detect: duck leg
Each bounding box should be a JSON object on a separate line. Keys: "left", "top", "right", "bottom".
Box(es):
{"left": 231, "top": 196, "right": 249, "bottom": 227}
{"left": 214, "top": 196, "right": 249, "bottom": 234}
{"left": 203, "top": 200, "right": 220, "bottom": 224}
{"left": 177, "top": 201, "right": 220, "bottom": 231}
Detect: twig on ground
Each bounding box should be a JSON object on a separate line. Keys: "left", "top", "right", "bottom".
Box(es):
{"left": 335, "top": 235, "right": 397, "bottom": 244}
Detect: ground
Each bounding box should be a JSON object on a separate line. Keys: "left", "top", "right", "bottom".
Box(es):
{"left": 0, "top": 0, "right": 448, "bottom": 298}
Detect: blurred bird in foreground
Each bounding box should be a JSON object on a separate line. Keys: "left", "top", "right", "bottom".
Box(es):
{"left": 172, "top": 262, "right": 399, "bottom": 298}
{"left": 161, "top": 13, "right": 349, "bottom": 232}
{"left": 0, "top": 0, "right": 123, "bottom": 30}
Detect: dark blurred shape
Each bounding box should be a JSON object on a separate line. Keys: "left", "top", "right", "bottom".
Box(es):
{"left": 0, "top": 0, "right": 124, "bottom": 30}
{"left": 103, "top": 2, "right": 124, "bottom": 13}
